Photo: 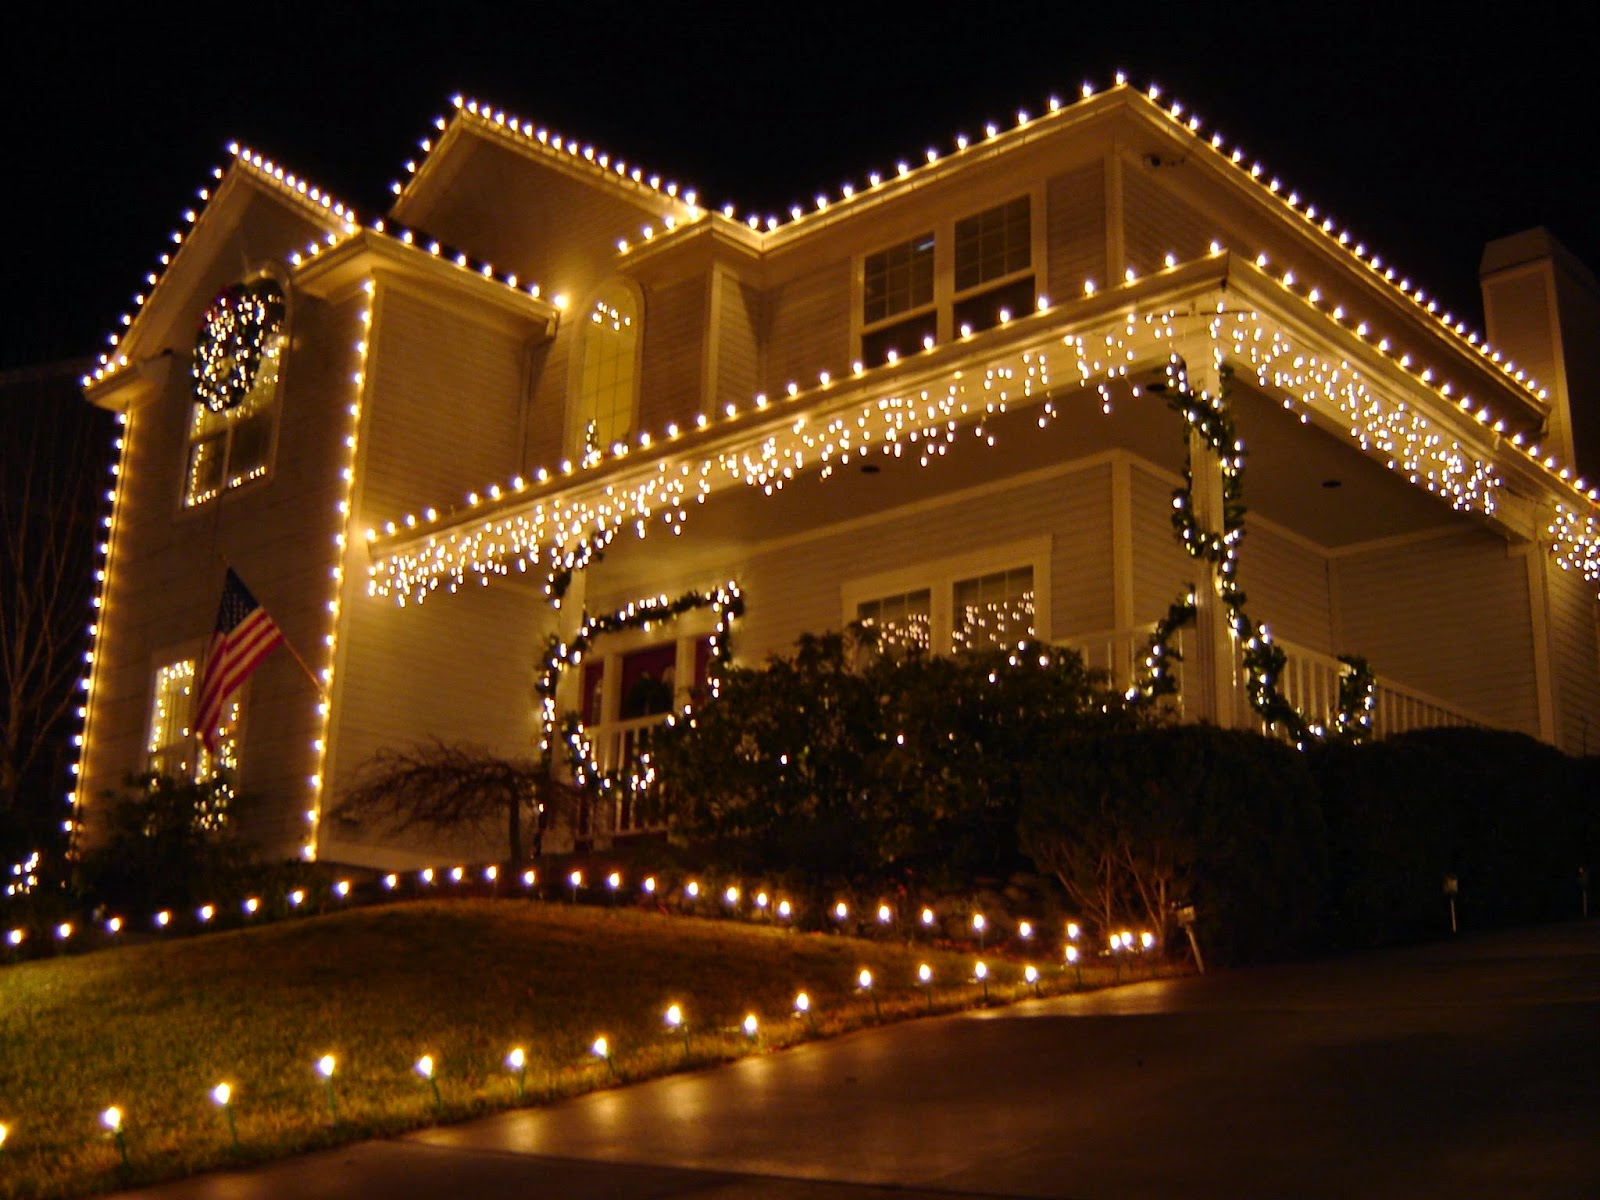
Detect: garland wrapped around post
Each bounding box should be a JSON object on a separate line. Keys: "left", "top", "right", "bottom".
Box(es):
{"left": 1145, "top": 366, "right": 1375, "bottom": 744}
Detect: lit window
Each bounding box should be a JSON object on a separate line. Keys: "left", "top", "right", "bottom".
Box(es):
{"left": 862, "top": 233, "right": 936, "bottom": 367}
{"left": 146, "top": 659, "right": 240, "bottom": 795}
{"left": 570, "top": 283, "right": 640, "bottom": 461}
{"left": 185, "top": 279, "right": 287, "bottom": 507}
{"left": 857, "top": 589, "right": 932, "bottom": 654}
{"left": 953, "top": 197, "right": 1032, "bottom": 335}
{"left": 952, "top": 567, "right": 1035, "bottom": 652}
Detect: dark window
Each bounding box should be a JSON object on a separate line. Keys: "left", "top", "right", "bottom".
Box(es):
{"left": 863, "top": 233, "right": 934, "bottom": 325}
{"left": 955, "top": 197, "right": 1030, "bottom": 292}
{"left": 952, "top": 275, "right": 1037, "bottom": 336}
{"left": 861, "top": 310, "right": 939, "bottom": 369}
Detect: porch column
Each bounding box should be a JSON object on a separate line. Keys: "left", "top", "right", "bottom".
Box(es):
{"left": 1186, "top": 365, "right": 1242, "bottom": 729}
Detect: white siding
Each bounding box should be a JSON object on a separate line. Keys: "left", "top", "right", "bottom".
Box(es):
{"left": 1546, "top": 558, "right": 1600, "bottom": 755}
{"left": 1334, "top": 531, "right": 1539, "bottom": 733}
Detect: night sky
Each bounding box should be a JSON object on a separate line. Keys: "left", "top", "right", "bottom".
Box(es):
{"left": 2, "top": 3, "right": 1590, "bottom": 373}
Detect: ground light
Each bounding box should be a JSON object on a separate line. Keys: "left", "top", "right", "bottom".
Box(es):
{"left": 857, "top": 968, "right": 879, "bottom": 1019}
{"left": 917, "top": 963, "right": 934, "bottom": 1010}
{"left": 975, "top": 960, "right": 990, "bottom": 1002}
{"left": 506, "top": 1047, "right": 527, "bottom": 1099}
{"left": 211, "top": 1083, "right": 238, "bottom": 1149}
{"left": 415, "top": 1056, "right": 442, "bottom": 1112}
{"left": 664, "top": 1003, "right": 690, "bottom": 1059}
{"left": 316, "top": 1055, "right": 338, "bottom": 1123}
{"left": 101, "top": 1107, "right": 128, "bottom": 1169}
{"left": 591, "top": 1036, "right": 616, "bottom": 1079}
{"left": 793, "top": 990, "right": 816, "bottom": 1033}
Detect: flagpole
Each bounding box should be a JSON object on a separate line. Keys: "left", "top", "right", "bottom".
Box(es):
{"left": 214, "top": 553, "right": 327, "bottom": 696}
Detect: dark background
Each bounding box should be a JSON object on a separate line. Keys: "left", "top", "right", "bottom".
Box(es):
{"left": 0, "top": 2, "right": 1592, "bottom": 373}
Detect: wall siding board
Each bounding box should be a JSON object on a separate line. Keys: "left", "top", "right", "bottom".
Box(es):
{"left": 765, "top": 260, "right": 851, "bottom": 396}
{"left": 361, "top": 286, "right": 524, "bottom": 522}
{"left": 1121, "top": 163, "right": 1218, "bottom": 278}
{"left": 1546, "top": 561, "right": 1600, "bottom": 754}
{"left": 1334, "top": 532, "right": 1539, "bottom": 733}
{"left": 1238, "top": 525, "right": 1334, "bottom": 653}
{"left": 638, "top": 275, "right": 707, "bottom": 432}
{"left": 1130, "top": 463, "right": 1194, "bottom": 623}
{"left": 1046, "top": 162, "right": 1106, "bottom": 297}
{"left": 716, "top": 276, "right": 762, "bottom": 408}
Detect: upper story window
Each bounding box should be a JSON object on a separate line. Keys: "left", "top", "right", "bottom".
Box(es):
{"left": 569, "top": 282, "right": 641, "bottom": 463}
{"left": 185, "top": 278, "right": 286, "bottom": 508}
{"left": 951, "top": 566, "right": 1035, "bottom": 652}
{"left": 953, "top": 197, "right": 1033, "bottom": 336}
{"left": 858, "top": 197, "right": 1036, "bottom": 367}
{"left": 861, "top": 233, "right": 936, "bottom": 368}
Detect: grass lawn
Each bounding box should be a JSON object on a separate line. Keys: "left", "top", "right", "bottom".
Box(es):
{"left": 0, "top": 898, "right": 1145, "bottom": 1199}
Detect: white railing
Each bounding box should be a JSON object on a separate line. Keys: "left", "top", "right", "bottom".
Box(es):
{"left": 1274, "top": 636, "right": 1488, "bottom": 739}
{"left": 1061, "top": 623, "right": 1188, "bottom": 714}
{"left": 584, "top": 713, "right": 668, "bottom": 836}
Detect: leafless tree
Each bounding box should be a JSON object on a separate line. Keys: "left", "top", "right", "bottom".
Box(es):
{"left": 334, "top": 740, "right": 583, "bottom": 870}
{"left": 1, "top": 363, "right": 109, "bottom": 850}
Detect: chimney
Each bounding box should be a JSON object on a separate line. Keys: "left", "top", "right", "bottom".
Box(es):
{"left": 1480, "top": 228, "right": 1600, "bottom": 482}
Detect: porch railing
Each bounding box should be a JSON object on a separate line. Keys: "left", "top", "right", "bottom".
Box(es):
{"left": 1060, "top": 623, "right": 1188, "bottom": 714}
{"left": 583, "top": 713, "right": 668, "bottom": 837}
{"left": 1273, "top": 636, "right": 1489, "bottom": 738}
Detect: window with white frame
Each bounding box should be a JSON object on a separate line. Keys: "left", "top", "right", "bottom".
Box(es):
{"left": 145, "top": 658, "right": 240, "bottom": 794}
{"left": 844, "top": 538, "right": 1049, "bottom": 655}
{"left": 861, "top": 232, "right": 936, "bottom": 368}
{"left": 185, "top": 278, "right": 287, "bottom": 507}
{"left": 952, "top": 196, "right": 1033, "bottom": 337}
{"left": 569, "top": 282, "right": 641, "bottom": 462}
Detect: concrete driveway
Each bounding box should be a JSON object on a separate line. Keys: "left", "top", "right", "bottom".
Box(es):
{"left": 115, "top": 922, "right": 1600, "bottom": 1199}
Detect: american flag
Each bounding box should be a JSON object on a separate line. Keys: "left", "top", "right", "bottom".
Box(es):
{"left": 195, "top": 569, "right": 284, "bottom": 754}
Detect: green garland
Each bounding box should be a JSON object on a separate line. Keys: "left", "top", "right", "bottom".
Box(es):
{"left": 536, "top": 584, "right": 744, "bottom": 793}
{"left": 1137, "top": 367, "right": 1374, "bottom": 745}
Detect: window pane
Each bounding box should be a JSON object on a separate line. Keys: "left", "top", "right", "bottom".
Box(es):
{"left": 858, "top": 589, "right": 932, "bottom": 653}
{"left": 226, "top": 410, "right": 273, "bottom": 489}
{"left": 952, "top": 275, "right": 1036, "bottom": 337}
{"left": 952, "top": 568, "right": 1034, "bottom": 652}
{"left": 185, "top": 435, "right": 226, "bottom": 507}
{"left": 572, "top": 286, "right": 639, "bottom": 458}
{"left": 955, "top": 197, "right": 1030, "bottom": 292}
{"left": 864, "top": 233, "right": 934, "bottom": 324}
{"left": 861, "top": 310, "right": 938, "bottom": 368}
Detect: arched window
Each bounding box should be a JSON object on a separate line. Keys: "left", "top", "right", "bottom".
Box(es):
{"left": 569, "top": 282, "right": 640, "bottom": 461}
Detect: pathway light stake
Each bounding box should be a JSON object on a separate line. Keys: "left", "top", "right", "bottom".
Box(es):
{"left": 55, "top": 922, "right": 73, "bottom": 950}
{"left": 334, "top": 880, "right": 351, "bottom": 899}
{"left": 154, "top": 910, "right": 171, "bottom": 929}
{"left": 833, "top": 901, "right": 849, "bottom": 926}
{"left": 724, "top": 884, "right": 740, "bottom": 912}
{"left": 105, "top": 917, "right": 123, "bottom": 935}
{"left": 483, "top": 865, "right": 498, "bottom": 884}
{"left": 211, "top": 1084, "right": 238, "bottom": 1149}
{"left": 920, "top": 906, "right": 936, "bottom": 932}
{"left": 1065, "top": 944, "right": 1082, "bottom": 988}
{"left": 198, "top": 905, "right": 214, "bottom": 923}
{"left": 521, "top": 869, "right": 536, "bottom": 889}
{"left": 742, "top": 1014, "right": 759, "bottom": 1042}
{"left": 684, "top": 880, "right": 700, "bottom": 908}
{"left": 665, "top": 1003, "right": 691, "bottom": 1059}
{"left": 449, "top": 866, "right": 464, "bottom": 884}
{"left": 102, "top": 1106, "right": 128, "bottom": 1170}
{"left": 507, "top": 1047, "right": 527, "bottom": 1100}
{"left": 568, "top": 870, "right": 583, "bottom": 904}
{"left": 1065, "top": 921, "right": 1081, "bottom": 943}
{"left": 877, "top": 903, "right": 893, "bottom": 929}
{"left": 0, "top": 1121, "right": 8, "bottom": 1152}
{"left": 1024, "top": 965, "right": 1040, "bottom": 996}
{"left": 289, "top": 889, "right": 306, "bottom": 908}
{"left": 592, "top": 1036, "right": 617, "bottom": 1079}
{"left": 243, "top": 896, "right": 261, "bottom": 915}
{"left": 7, "top": 928, "right": 23, "bottom": 960}
{"left": 755, "top": 891, "right": 769, "bottom": 918}
{"left": 642, "top": 875, "right": 657, "bottom": 896}
{"left": 1018, "top": 920, "right": 1033, "bottom": 943}
{"left": 1444, "top": 875, "right": 1459, "bottom": 934}
{"left": 415, "top": 1056, "right": 442, "bottom": 1113}
{"left": 974, "top": 960, "right": 989, "bottom": 1003}
{"left": 608, "top": 871, "right": 622, "bottom": 900}
{"left": 420, "top": 868, "right": 435, "bottom": 886}
{"left": 972, "top": 913, "right": 986, "bottom": 950}
{"left": 794, "top": 991, "right": 816, "bottom": 1034}
{"left": 317, "top": 1055, "right": 339, "bottom": 1123}
{"left": 917, "top": 963, "right": 934, "bottom": 1011}
{"left": 777, "top": 899, "right": 792, "bottom": 922}
{"left": 858, "top": 968, "right": 879, "bottom": 1020}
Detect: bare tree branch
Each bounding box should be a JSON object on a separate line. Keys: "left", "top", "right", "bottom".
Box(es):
{"left": 334, "top": 739, "right": 583, "bottom": 869}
